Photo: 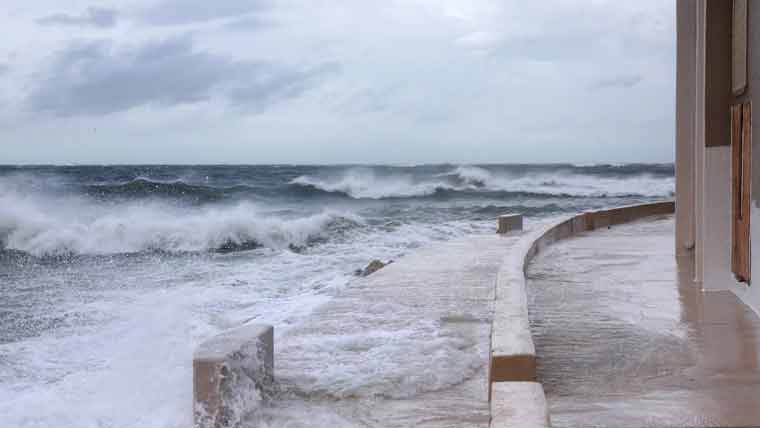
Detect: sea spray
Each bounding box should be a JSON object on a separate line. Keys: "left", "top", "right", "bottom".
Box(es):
{"left": 290, "top": 165, "right": 674, "bottom": 199}
{"left": 0, "top": 185, "right": 363, "bottom": 256}
{"left": 0, "top": 164, "right": 674, "bottom": 428}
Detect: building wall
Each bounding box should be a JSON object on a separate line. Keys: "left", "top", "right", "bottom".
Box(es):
{"left": 739, "top": 0, "right": 760, "bottom": 312}
{"left": 704, "top": 1, "right": 732, "bottom": 148}
{"left": 701, "top": 1, "right": 734, "bottom": 291}
{"left": 700, "top": 0, "right": 760, "bottom": 313}
{"left": 694, "top": 0, "right": 706, "bottom": 284}
{"left": 702, "top": 147, "right": 734, "bottom": 290}
{"left": 676, "top": 0, "right": 696, "bottom": 253}
{"left": 678, "top": 1, "right": 760, "bottom": 315}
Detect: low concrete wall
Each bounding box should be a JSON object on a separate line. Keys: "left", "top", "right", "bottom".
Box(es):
{"left": 522, "top": 201, "right": 675, "bottom": 274}
{"left": 193, "top": 324, "right": 274, "bottom": 428}
{"left": 489, "top": 201, "right": 675, "bottom": 424}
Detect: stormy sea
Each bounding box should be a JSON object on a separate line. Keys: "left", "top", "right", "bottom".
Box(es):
{"left": 0, "top": 164, "right": 674, "bottom": 428}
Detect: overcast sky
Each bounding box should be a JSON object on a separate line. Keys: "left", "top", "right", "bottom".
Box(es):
{"left": 0, "top": 0, "right": 675, "bottom": 164}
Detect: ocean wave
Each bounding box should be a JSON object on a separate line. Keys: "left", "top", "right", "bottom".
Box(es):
{"left": 0, "top": 186, "right": 363, "bottom": 256}
{"left": 290, "top": 166, "right": 674, "bottom": 199}
{"left": 84, "top": 178, "right": 232, "bottom": 202}
{"left": 290, "top": 169, "right": 450, "bottom": 199}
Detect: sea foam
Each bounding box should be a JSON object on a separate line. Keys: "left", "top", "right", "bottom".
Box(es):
{"left": 0, "top": 183, "right": 361, "bottom": 256}
{"left": 291, "top": 165, "right": 675, "bottom": 199}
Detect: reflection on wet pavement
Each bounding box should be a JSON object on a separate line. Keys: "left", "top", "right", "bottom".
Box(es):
{"left": 527, "top": 215, "right": 760, "bottom": 428}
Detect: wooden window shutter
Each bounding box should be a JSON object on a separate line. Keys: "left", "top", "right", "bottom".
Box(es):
{"left": 731, "top": 102, "right": 751, "bottom": 283}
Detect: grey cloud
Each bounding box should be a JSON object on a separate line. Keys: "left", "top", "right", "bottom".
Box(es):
{"left": 38, "top": 7, "right": 118, "bottom": 28}
{"left": 0, "top": 64, "right": 8, "bottom": 75}
{"left": 27, "top": 36, "right": 339, "bottom": 116}
{"left": 228, "top": 62, "right": 341, "bottom": 112}
{"left": 488, "top": 9, "right": 672, "bottom": 64}
{"left": 492, "top": 29, "right": 612, "bottom": 63}
{"left": 142, "top": 0, "right": 269, "bottom": 26}
{"left": 224, "top": 15, "right": 272, "bottom": 31}
{"left": 337, "top": 87, "right": 394, "bottom": 114}
{"left": 590, "top": 74, "right": 644, "bottom": 90}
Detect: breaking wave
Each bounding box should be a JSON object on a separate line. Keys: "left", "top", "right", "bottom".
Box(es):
{"left": 0, "top": 186, "right": 362, "bottom": 256}
{"left": 290, "top": 169, "right": 447, "bottom": 199}
{"left": 290, "top": 166, "right": 674, "bottom": 199}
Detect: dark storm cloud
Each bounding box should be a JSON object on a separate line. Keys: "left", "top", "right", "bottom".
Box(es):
{"left": 37, "top": 7, "right": 118, "bottom": 29}
{"left": 141, "top": 0, "right": 270, "bottom": 26}
{"left": 590, "top": 74, "right": 644, "bottom": 90}
{"left": 26, "top": 36, "right": 339, "bottom": 116}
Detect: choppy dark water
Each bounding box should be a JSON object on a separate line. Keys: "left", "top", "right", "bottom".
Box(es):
{"left": 0, "top": 164, "right": 673, "bottom": 428}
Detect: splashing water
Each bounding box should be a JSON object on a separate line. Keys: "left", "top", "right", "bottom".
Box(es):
{"left": 0, "top": 164, "right": 673, "bottom": 428}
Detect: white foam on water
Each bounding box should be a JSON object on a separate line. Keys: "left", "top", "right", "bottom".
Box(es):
{"left": 449, "top": 166, "right": 675, "bottom": 198}
{"left": 291, "top": 165, "right": 675, "bottom": 199}
{"left": 291, "top": 168, "right": 448, "bottom": 199}
{"left": 0, "top": 252, "right": 337, "bottom": 428}
{"left": 0, "top": 166, "right": 674, "bottom": 428}
{"left": 0, "top": 196, "right": 491, "bottom": 428}
{"left": 0, "top": 182, "right": 362, "bottom": 256}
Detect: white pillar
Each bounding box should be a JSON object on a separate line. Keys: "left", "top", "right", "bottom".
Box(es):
{"left": 676, "top": 0, "right": 697, "bottom": 254}
{"left": 693, "top": 0, "right": 706, "bottom": 284}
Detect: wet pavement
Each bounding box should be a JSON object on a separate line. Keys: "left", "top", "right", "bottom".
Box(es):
{"left": 263, "top": 233, "right": 523, "bottom": 427}
{"left": 527, "top": 215, "right": 760, "bottom": 428}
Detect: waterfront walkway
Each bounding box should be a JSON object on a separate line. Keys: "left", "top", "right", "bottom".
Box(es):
{"left": 527, "top": 215, "right": 760, "bottom": 427}
{"left": 270, "top": 232, "right": 523, "bottom": 427}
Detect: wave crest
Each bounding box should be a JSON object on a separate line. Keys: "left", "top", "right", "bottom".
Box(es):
{"left": 291, "top": 169, "right": 447, "bottom": 199}
{"left": 0, "top": 186, "right": 362, "bottom": 256}
{"left": 291, "top": 166, "right": 674, "bottom": 199}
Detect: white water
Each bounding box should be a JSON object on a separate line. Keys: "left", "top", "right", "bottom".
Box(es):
{"left": 0, "top": 165, "right": 673, "bottom": 428}
{"left": 291, "top": 166, "right": 675, "bottom": 199}
{"left": 0, "top": 249, "right": 338, "bottom": 428}
{"left": 0, "top": 183, "right": 361, "bottom": 256}
{"left": 291, "top": 168, "right": 448, "bottom": 199}
{"left": 0, "top": 188, "right": 494, "bottom": 428}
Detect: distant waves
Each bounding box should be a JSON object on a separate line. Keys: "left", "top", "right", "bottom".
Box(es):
{"left": 289, "top": 165, "right": 675, "bottom": 199}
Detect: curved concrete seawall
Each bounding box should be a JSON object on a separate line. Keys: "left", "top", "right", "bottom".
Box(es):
{"left": 488, "top": 201, "right": 674, "bottom": 427}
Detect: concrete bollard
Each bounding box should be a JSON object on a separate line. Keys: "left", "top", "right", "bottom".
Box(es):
{"left": 583, "top": 211, "right": 597, "bottom": 231}
{"left": 497, "top": 214, "right": 523, "bottom": 234}
{"left": 193, "top": 324, "right": 274, "bottom": 428}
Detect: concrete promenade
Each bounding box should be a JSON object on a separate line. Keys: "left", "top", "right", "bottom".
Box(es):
{"left": 273, "top": 232, "right": 524, "bottom": 427}
{"left": 527, "top": 215, "right": 760, "bottom": 427}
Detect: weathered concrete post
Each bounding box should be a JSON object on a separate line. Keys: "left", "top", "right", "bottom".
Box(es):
{"left": 497, "top": 214, "right": 523, "bottom": 234}
{"left": 193, "top": 324, "right": 274, "bottom": 428}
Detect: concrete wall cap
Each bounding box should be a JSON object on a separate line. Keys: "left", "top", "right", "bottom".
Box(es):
{"left": 194, "top": 324, "right": 273, "bottom": 363}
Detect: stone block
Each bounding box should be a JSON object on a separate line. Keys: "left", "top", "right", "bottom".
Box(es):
{"left": 193, "top": 324, "right": 274, "bottom": 428}
{"left": 498, "top": 214, "right": 523, "bottom": 234}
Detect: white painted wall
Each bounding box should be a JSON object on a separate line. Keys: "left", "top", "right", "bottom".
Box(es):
{"left": 701, "top": 147, "right": 738, "bottom": 290}
{"left": 695, "top": 142, "right": 758, "bottom": 313}
{"left": 741, "top": 204, "right": 760, "bottom": 314}
{"left": 703, "top": 123, "right": 759, "bottom": 313}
